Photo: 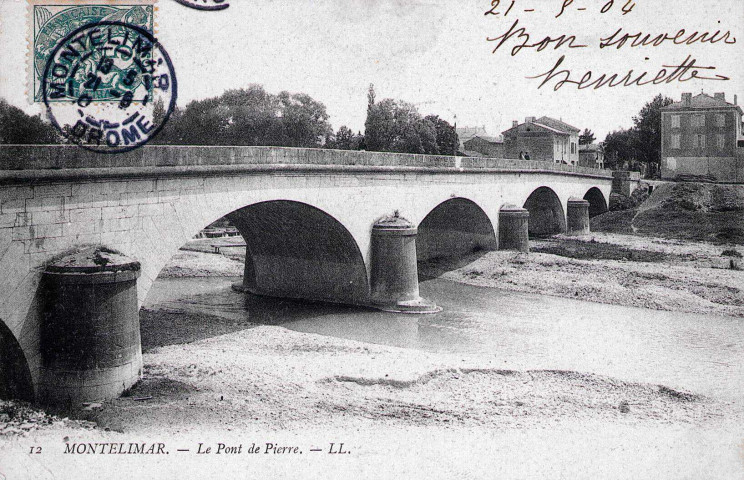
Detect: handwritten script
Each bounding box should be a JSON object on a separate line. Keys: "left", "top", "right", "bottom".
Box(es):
{"left": 484, "top": 0, "right": 737, "bottom": 91}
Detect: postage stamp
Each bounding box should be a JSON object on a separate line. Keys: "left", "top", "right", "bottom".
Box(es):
{"left": 28, "top": 1, "right": 177, "bottom": 153}
{"left": 29, "top": 1, "right": 156, "bottom": 103}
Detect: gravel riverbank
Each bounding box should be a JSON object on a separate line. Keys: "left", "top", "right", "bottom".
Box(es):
{"left": 438, "top": 233, "right": 743, "bottom": 318}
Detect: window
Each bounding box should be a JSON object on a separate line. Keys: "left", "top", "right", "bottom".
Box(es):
{"left": 717, "top": 134, "right": 725, "bottom": 149}
{"left": 694, "top": 134, "right": 706, "bottom": 149}
{"left": 671, "top": 134, "right": 681, "bottom": 149}
{"left": 692, "top": 114, "right": 705, "bottom": 128}
{"left": 571, "top": 142, "right": 576, "bottom": 154}
{"left": 671, "top": 115, "right": 681, "bottom": 128}
{"left": 716, "top": 114, "right": 726, "bottom": 127}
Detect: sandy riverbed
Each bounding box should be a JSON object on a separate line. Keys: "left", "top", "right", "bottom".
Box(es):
{"left": 2, "top": 233, "right": 743, "bottom": 479}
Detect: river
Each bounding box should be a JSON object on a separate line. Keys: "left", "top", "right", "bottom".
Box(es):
{"left": 144, "top": 276, "right": 744, "bottom": 400}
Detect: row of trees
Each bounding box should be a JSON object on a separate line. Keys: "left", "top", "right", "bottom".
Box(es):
{"left": 1, "top": 84, "right": 459, "bottom": 156}
{"left": 1, "top": 87, "right": 672, "bottom": 178}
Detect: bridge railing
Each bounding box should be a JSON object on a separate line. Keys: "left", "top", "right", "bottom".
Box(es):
{"left": 0, "top": 144, "right": 612, "bottom": 178}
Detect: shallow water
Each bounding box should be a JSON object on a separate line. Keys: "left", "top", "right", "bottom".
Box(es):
{"left": 145, "top": 276, "right": 744, "bottom": 399}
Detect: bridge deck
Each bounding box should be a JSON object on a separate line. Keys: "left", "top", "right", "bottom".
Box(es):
{"left": 0, "top": 145, "right": 612, "bottom": 183}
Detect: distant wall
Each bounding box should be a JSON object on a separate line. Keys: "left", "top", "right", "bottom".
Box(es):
{"left": 661, "top": 156, "right": 739, "bottom": 182}
{"left": 463, "top": 137, "right": 504, "bottom": 158}
{"left": 578, "top": 151, "right": 604, "bottom": 169}
{"left": 612, "top": 171, "right": 641, "bottom": 196}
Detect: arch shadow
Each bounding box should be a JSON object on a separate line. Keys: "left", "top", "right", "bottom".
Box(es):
{"left": 523, "top": 187, "right": 566, "bottom": 237}
{"left": 0, "top": 320, "right": 34, "bottom": 402}
{"left": 225, "top": 200, "right": 370, "bottom": 305}
{"left": 417, "top": 197, "right": 497, "bottom": 263}
{"left": 584, "top": 187, "right": 609, "bottom": 218}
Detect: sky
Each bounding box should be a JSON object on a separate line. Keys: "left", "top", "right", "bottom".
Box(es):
{"left": 1, "top": 0, "right": 743, "bottom": 140}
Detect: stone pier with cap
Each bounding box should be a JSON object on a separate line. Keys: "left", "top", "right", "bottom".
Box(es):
{"left": 369, "top": 212, "right": 440, "bottom": 313}
{"left": 40, "top": 247, "right": 142, "bottom": 405}
{"left": 498, "top": 204, "right": 530, "bottom": 252}
{"left": 566, "top": 198, "right": 591, "bottom": 235}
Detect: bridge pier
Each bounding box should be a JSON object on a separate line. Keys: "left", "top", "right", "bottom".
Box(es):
{"left": 498, "top": 205, "right": 530, "bottom": 252}
{"left": 566, "top": 198, "right": 591, "bottom": 235}
{"left": 40, "top": 248, "right": 142, "bottom": 406}
{"left": 369, "top": 213, "right": 440, "bottom": 313}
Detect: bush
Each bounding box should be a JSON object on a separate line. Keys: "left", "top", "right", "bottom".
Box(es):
{"left": 609, "top": 183, "right": 650, "bottom": 211}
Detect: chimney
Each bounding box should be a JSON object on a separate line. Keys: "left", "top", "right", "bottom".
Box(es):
{"left": 525, "top": 116, "right": 536, "bottom": 124}
{"left": 714, "top": 92, "right": 725, "bottom": 101}
{"left": 735, "top": 95, "right": 738, "bottom": 105}
{"left": 682, "top": 93, "right": 692, "bottom": 106}
{"left": 512, "top": 120, "right": 518, "bottom": 128}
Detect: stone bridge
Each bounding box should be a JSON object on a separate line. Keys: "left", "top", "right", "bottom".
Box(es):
{"left": 0, "top": 145, "right": 617, "bottom": 405}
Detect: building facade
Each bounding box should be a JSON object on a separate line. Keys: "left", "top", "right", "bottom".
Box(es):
{"left": 502, "top": 116, "right": 580, "bottom": 165}
{"left": 660, "top": 92, "right": 744, "bottom": 182}
{"left": 578, "top": 143, "right": 604, "bottom": 169}
{"left": 456, "top": 126, "right": 489, "bottom": 152}
{"left": 462, "top": 135, "right": 505, "bottom": 158}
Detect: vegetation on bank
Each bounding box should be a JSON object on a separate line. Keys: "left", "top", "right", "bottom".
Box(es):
{"left": 593, "top": 182, "right": 744, "bottom": 245}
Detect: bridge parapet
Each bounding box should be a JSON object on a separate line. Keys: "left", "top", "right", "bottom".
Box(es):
{"left": 0, "top": 145, "right": 612, "bottom": 179}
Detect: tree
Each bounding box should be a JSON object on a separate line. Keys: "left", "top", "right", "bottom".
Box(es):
{"left": 364, "top": 98, "right": 439, "bottom": 154}
{"left": 601, "top": 94, "right": 673, "bottom": 177}
{"left": 603, "top": 128, "right": 637, "bottom": 170}
{"left": 424, "top": 115, "right": 459, "bottom": 155}
{"left": 0, "top": 98, "right": 60, "bottom": 144}
{"left": 151, "top": 85, "right": 332, "bottom": 147}
{"left": 367, "top": 84, "right": 376, "bottom": 111}
{"left": 632, "top": 94, "right": 673, "bottom": 177}
{"left": 325, "top": 125, "right": 364, "bottom": 150}
{"left": 579, "top": 128, "right": 595, "bottom": 145}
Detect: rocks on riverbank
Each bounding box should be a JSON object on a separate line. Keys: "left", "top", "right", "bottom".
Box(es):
{"left": 593, "top": 182, "right": 744, "bottom": 244}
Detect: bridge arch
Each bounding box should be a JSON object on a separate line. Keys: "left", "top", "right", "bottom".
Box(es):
{"left": 0, "top": 320, "right": 34, "bottom": 402}
{"left": 416, "top": 197, "right": 497, "bottom": 262}
{"left": 583, "top": 187, "right": 609, "bottom": 218}
{"left": 523, "top": 186, "right": 566, "bottom": 236}
{"left": 224, "top": 200, "right": 369, "bottom": 304}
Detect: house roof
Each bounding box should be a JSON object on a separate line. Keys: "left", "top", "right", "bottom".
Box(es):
{"left": 535, "top": 116, "right": 580, "bottom": 134}
{"left": 464, "top": 134, "right": 503, "bottom": 144}
{"left": 663, "top": 93, "right": 743, "bottom": 113}
{"left": 457, "top": 126, "right": 500, "bottom": 148}
{"left": 501, "top": 116, "right": 580, "bottom": 136}
{"left": 456, "top": 126, "right": 489, "bottom": 142}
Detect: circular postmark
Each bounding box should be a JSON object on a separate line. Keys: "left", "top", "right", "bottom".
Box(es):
{"left": 173, "top": 0, "right": 230, "bottom": 11}
{"left": 41, "top": 21, "right": 177, "bottom": 154}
